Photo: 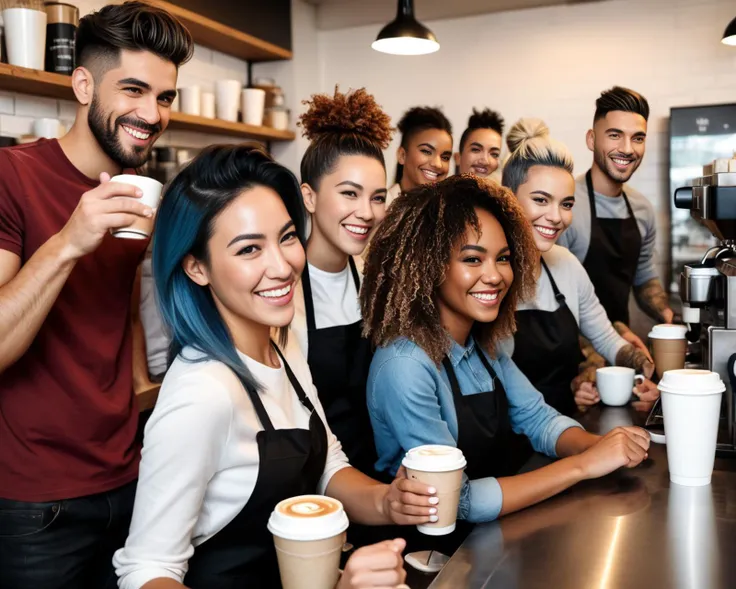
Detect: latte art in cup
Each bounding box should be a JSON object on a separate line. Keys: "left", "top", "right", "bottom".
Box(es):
{"left": 278, "top": 497, "right": 340, "bottom": 518}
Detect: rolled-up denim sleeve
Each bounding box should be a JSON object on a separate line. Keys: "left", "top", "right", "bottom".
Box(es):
{"left": 497, "top": 353, "right": 583, "bottom": 457}
{"left": 460, "top": 475, "right": 504, "bottom": 523}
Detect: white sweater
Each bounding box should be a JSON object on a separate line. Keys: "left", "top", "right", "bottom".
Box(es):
{"left": 113, "top": 337, "right": 350, "bottom": 589}
{"left": 502, "top": 245, "right": 628, "bottom": 364}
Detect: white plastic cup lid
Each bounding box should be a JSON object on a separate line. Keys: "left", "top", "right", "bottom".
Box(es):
{"left": 402, "top": 445, "right": 467, "bottom": 472}
{"left": 267, "top": 495, "right": 348, "bottom": 541}
{"left": 657, "top": 369, "right": 725, "bottom": 396}
{"left": 648, "top": 324, "right": 688, "bottom": 340}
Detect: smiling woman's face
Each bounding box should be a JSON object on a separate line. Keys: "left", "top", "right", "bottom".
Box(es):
{"left": 184, "top": 185, "right": 306, "bottom": 333}
{"left": 436, "top": 207, "right": 514, "bottom": 343}
{"left": 398, "top": 128, "right": 453, "bottom": 191}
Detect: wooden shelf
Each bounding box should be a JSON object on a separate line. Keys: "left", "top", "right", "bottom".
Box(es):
{"left": 145, "top": 0, "right": 292, "bottom": 62}
{"left": 0, "top": 63, "right": 295, "bottom": 143}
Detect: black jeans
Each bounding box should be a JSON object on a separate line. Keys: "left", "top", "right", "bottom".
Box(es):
{"left": 0, "top": 479, "right": 137, "bottom": 589}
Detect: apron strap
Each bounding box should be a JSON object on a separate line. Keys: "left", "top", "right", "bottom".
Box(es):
{"left": 585, "top": 169, "right": 597, "bottom": 220}
{"left": 301, "top": 265, "right": 317, "bottom": 332}
{"left": 272, "top": 343, "right": 317, "bottom": 413}
{"left": 348, "top": 256, "right": 361, "bottom": 291}
{"left": 240, "top": 361, "right": 276, "bottom": 433}
{"left": 540, "top": 258, "right": 565, "bottom": 304}
{"left": 621, "top": 190, "right": 636, "bottom": 219}
{"left": 442, "top": 346, "right": 499, "bottom": 400}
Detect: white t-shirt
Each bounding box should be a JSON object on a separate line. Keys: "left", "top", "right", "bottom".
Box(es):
{"left": 113, "top": 336, "right": 350, "bottom": 589}
{"left": 502, "top": 245, "right": 628, "bottom": 364}
{"left": 291, "top": 259, "right": 364, "bottom": 358}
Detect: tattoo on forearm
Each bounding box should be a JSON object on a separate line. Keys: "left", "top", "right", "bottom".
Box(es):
{"left": 616, "top": 344, "right": 648, "bottom": 373}
{"left": 634, "top": 278, "right": 669, "bottom": 322}
{"left": 578, "top": 335, "right": 606, "bottom": 371}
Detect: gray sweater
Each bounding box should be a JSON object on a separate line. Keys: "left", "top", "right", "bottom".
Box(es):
{"left": 557, "top": 172, "right": 659, "bottom": 287}
{"left": 502, "top": 245, "right": 628, "bottom": 364}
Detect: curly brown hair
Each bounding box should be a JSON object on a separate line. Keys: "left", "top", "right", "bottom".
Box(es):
{"left": 298, "top": 87, "right": 394, "bottom": 189}
{"left": 361, "top": 175, "right": 537, "bottom": 365}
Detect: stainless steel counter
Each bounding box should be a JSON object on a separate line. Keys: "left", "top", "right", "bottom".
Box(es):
{"left": 428, "top": 404, "right": 736, "bottom": 589}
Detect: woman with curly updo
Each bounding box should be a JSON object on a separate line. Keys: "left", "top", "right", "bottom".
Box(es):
{"left": 362, "top": 175, "right": 651, "bottom": 526}
{"left": 294, "top": 87, "right": 392, "bottom": 475}
{"left": 386, "top": 106, "right": 453, "bottom": 208}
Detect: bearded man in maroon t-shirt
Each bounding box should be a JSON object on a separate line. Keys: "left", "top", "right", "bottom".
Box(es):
{"left": 0, "top": 3, "right": 193, "bottom": 587}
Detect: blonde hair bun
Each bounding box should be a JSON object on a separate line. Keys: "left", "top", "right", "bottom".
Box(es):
{"left": 505, "top": 118, "right": 550, "bottom": 154}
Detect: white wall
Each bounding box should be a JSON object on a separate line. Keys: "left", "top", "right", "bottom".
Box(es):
{"left": 314, "top": 0, "right": 736, "bottom": 284}
{"left": 0, "top": 0, "right": 249, "bottom": 149}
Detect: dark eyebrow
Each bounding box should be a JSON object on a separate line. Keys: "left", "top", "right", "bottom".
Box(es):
{"left": 373, "top": 188, "right": 388, "bottom": 195}
{"left": 461, "top": 244, "right": 487, "bottom": 253}
{"left": 563, "top": 195, "right": 576, "bottom": 201}
{"left": 227, "top": 220, "right": 295, "bottom": 248}
{"left": 498, "top": 246, "right": 511, "bottom": 255}
{"left": 470, "top": 142, "right": 484, "bottom": 149}
{"left": 530, "top": 190, "right": 553, "bottom": 198}
{"left": 118, "top": 77, "right": 176, "bottom": 100}
{"left": 335, "top": 181, "right": 363, "bottom": 190}
{"left": 417, "top": 143, "right": 436, "bottom": 151}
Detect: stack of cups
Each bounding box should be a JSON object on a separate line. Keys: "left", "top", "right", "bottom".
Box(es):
{"left": 268, "top": 495, "right": 348, "bottom": 589}
{"left": 648, "top": 324, "right": 688, "bottom": 379}
{"left": 402, "top": 445, "right": 466, "bottom": 535}
{"left": 657, "top": 369, "right": 725, "bottom": 486}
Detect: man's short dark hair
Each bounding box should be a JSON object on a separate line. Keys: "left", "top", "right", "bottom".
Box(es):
{"left": 594, "top": 86, "right": 650, "bottom": 122}
{"left": 76, "top": 1, "right": 194, "bottom": 74}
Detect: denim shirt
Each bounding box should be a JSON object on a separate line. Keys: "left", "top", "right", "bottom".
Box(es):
{"left": 367, "top": 337, "right": 583, "bottom": 523}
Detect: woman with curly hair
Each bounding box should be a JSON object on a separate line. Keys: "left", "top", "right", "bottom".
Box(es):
{"left": 295, "top": 87, "right": 393, "bottom": 475}
{"left": 113, "top": 145, "right": 437, "bottom": 589}
{"left": 362, "top": 175, "right": 650, "bottom": 526}
{"left": 501, "top": 119, "right": 656, "bottom": 417}
{"left": 454, "top": 107, "right": 505, "bottom": 179}
{"left": 386, "top": 106, "right": 453, "bottom": 208}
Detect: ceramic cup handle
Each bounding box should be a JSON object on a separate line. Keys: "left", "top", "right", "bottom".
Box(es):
{"left": 634, "top": 374, "right": 646, "bottom": 386}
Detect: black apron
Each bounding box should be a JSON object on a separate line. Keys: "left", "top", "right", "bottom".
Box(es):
{"left": 512, "top": 258, "right": 583, "bottom": 417}
{"left": 582, "top": 169, "right": 642, "bottom": 325}
{"left": 183, "top": 344, "right": 328, "bottom": 589}
{"left": 302, "top": 257, "right": 377, "bottom": 476}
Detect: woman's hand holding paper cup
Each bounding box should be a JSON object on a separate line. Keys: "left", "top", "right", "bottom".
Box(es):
{"left": 382, "top": 466, "right": 439, "bottom": 526}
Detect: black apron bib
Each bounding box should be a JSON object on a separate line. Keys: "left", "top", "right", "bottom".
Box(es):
{"left": 302, "top": 257, "right": 377, "bottom": 476}
{"left": 183, "top": 344, "right": 328, "bottom": 589}
{"left": 582, "top": 169, "right": 642, "bottom": 325}
{"left": 512, "top": 258, "right": 583, "bottom": 417}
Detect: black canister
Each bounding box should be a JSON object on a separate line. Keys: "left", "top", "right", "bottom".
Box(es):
{"left": 45, "top": 2, "right": 79, "bottom": 75}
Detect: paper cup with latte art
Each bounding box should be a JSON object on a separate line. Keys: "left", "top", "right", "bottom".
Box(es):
{"left": 268, "top": 495, "right": 349, "bottom": 589}
{"left": 403, "top": 445, "right": 467, "bottom": 536}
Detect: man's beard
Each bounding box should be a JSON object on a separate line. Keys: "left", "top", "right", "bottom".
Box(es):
{"left": 593, "top": 147, "right": 642, "bottom": 185}
{"left": 88, "top": 95, "right": 160, "bottom": 169}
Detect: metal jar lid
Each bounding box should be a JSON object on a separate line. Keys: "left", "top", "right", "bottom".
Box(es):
{"left": 45, "top": 2, "right": 80, "bottom": 26}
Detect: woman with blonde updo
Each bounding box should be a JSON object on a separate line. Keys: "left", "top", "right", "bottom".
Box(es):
{"left": 501, "top": 119, "right": 657, "bottom": 417}
{"left": 294, "top": 87, "right": 393, "bottom": 476}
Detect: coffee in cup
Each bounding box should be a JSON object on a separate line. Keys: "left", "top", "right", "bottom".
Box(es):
{"left": 109, "top": 174, "right": 163, "bottom": 239}
{"left": 596, "top": 366, "right": 645, "bottom": 406}
{"left": 267, "top": 495, "right": 349, "bottom": 589}
{"left": 402, "top": 445, "right": 466, "bottom": 536}
{"left": 648, "top": 324, "right": 688, "bottom": 379}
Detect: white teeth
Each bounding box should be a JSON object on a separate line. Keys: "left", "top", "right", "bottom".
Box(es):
{"left": 257, "top": 284, "right": 292, "bottom": 298}
{"left": 123, "top": 126, "right": 151, "bottom": 140}
{"left": 422, "top": 170, "right": 439, "bottom": 179}
{"left": 471, "top": 292, "right": 498, "bottom": 302}
{"left": 611, "top": 157, "right": 631, "bottom": 165}
{"left": 344, "top": 225, "right": 369, "bottom": 235}
{"left": 535, "top": 226, "right": 558, "bottom": 237}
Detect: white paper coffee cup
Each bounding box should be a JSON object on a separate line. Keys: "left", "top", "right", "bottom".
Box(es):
{"left": 403, "top": 445, "right": 466, "bottom": 536}
{"left": 268, "top": 495, "right": 348, "bottom": 589}
{"left": 216, "top": 79, "right": 242, "bottom": 122}
{"left": 658, "top": 369, "right": 724, "bottom": 486}
{"left": 596, "top": 366, "right": 645, "bottom": 406}
{"left": 109, "top": 175, "right": 163, "bottom": 240}
{"left": 178, "top": 86, "right": 201, "bottom": 116}
{"left": 242, "top": 87, "right": 266, "bottom": 126}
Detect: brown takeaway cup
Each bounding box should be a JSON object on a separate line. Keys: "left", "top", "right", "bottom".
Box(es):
{"left": 648, "top": 324, "right": 688, "bottom": 379}
{"left": 267, "top": 495, "right": 348, "bottom": 589}
{"left": 402, "top": 445, "right": 467, "bottom": 536}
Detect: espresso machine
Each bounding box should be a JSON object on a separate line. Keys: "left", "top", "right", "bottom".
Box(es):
{"left": 674, "top": 157, "right": 736, "bottom": 455}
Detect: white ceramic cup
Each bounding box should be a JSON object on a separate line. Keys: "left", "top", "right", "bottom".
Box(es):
{"left": 657, "top": 369, "right": 725, "bottom": 486}
{"left": 3, "top": 8, "right": 46, "bottom": 70}
{"left": 215, "top": 80, "right": 242, "bottom": 122}
{"left": 33, "top": 118, "right": 64, "bottom": 139}
{"left": 241, "top": 87, "right": 266, "bottom": 126}
{"left": 201, "top": 91, "right": 215, "bottom": 119}
{"left": 178, "top": 86, "right": 201, "bottom": 116}
{"left": 109, "top": 174, "right": 163, "bottom": 239}
{"left": 596, "top": 366, "right": 644, "bottom": 406}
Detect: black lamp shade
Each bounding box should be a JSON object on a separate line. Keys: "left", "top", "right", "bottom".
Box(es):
{"left": 372, "top": 0, "right": 440, "bottom": 55}
{"left": 723, "top": 17, "right": 736, "bottom": 46}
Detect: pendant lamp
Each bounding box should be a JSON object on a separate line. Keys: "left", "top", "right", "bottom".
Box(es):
{"left": 723, "top": 16, "right": 736, "bottom": 46}
{"left": 371, "top": 0, "right": 440, "bottom": 56}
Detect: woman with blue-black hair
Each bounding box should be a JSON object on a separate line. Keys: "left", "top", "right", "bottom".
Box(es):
{"left": 113, "top": 145, "right": 437, "bottom": 589}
